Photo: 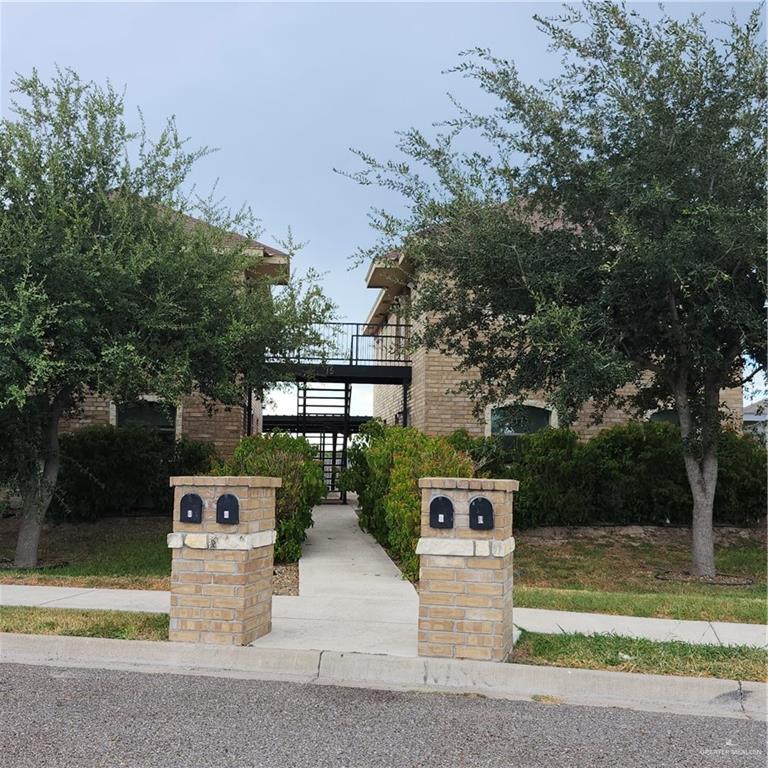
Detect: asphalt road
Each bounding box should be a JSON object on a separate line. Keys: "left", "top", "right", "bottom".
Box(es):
{"left": 1, "top": 663, "right": 765, "bottom": 768}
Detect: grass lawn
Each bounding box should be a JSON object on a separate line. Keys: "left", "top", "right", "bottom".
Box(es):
{"left": 513, "top": 530, "right": 767, "bottom": 624}
{"left": 0, "top": 516, "right": 171, "bottom": 590}
{"left": 514, "top": 586, "right": 765, "bottom": 624}
{"left": 1, "top": 516, "right": 765, "bottom": 624}
{"left": 512, "top": 630, "right": 768, "bottom": 682}
{"left": 1, "top": 606, "right": 168, "bottom": 641}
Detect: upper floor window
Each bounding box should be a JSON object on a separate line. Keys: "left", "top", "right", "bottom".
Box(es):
{"left": 490, "top": 404, "right": 553, "bottom": 436}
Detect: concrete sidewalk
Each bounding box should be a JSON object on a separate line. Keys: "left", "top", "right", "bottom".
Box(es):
{"left": 1, "top": 503, "right": 766, "bottom": 651}
{"left": 3, "top": 584, "right": 766, "bottom": 650}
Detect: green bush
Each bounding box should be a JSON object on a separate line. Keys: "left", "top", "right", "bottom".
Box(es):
{"left": 582, "top": 421, "right": 691, "bottom": 526}
{"left": 51, "top": 425, "right": 215, "bottom": 522}
{"left": 501, "top": 428, "right": 593, "bottom": 529}
{"left": 342, "top": 420, "right": 763, "bottom": 580}
{"left": 338, "top": 420, "right": 388, "bottom": 540}
{"left": 340, "top": 423, "right": 473, "bottom": 580}
{"left": 220, "top": 432, "right": 326, "bottom": 563}
{"left": 494, "top": 422, "right": 765, "bottom": 529}
{"left": 446, "top": 429, "right": 510, "bottom": 477}
{"left": 714, "top": 429, "right": 767, "bottom": 527}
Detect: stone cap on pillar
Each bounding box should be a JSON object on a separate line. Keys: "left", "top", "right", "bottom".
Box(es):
{"left": 418, "top": 477, "right": 519, "bottom": 492}
{"left": 170, "top": 475, "right": 282, "bottom": 488}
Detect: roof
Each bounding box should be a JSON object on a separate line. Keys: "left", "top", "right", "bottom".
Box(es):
{"left": 180, "top": 212, "right": 289, "bottom": 283}
{"left": 363, "top": 205, "right": 575, "bottom": 323}
{"left": 365, "top": 251, "right": 412, "bottom": 327}
{"left": 743, "top": 398, "right": 767, "bottom": 422}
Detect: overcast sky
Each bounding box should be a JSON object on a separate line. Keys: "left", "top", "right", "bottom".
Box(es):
{"left": 1, "top": 2, "right": 760, "bottom": 413}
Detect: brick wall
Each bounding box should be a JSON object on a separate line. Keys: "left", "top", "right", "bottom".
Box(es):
{"left": 721, "top": 386, "right": 744, "bottom": 426}
{"left": 60, "top": 391, "right": 249, "bottom": 458}
{"left": 371, "top": 307, "right": 743, "bottom": 439}
{"left": 180, "top": 394, "right": 245, "bottom": 458}
{"left": 409, "top": 346, "right": 485, "bottom": 437}
{"left": 372, "top": 311, "right": 411, "bottom": 425}
{"left": 372, "top": 380, "right": 404, "bottom": 425}
{"left": 59, "top": 394, "right": 112, "bottom": 433}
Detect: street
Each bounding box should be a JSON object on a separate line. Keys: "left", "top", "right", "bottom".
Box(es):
{"left": 1, "top": 663, "right": 764, "bottom": 767}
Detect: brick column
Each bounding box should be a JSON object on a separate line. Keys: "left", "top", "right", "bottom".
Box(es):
{"left": 416, "top": 477, "right": 519, "bottom": 662}
{"left": 167, "top": 475, "right": 281, "bottom": 645}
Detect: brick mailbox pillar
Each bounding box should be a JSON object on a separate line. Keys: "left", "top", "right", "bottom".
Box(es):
{"left": 416, "top": 477, "right": 519, "bottom": 662}
{"left": 167, "top": 475, "right": 281, "bottom": 645}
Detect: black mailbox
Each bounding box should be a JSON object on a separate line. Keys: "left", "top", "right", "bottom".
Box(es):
{"left": 216, "top": 493, "right": 239, "bottom": 525}
{"left": 429, "top": 496, "right": 454, "bottom": 529}
{"left": 469, "top": 497, "right": 494, "bottom": 530}
{"left": 179, "top": 493, "right": 203, "bottom": 524}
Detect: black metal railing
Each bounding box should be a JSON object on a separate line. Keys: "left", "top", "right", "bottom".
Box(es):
{"left": 292, "top": 322, "right": 411, "bottom": 366}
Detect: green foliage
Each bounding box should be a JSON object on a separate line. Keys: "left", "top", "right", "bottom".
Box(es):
{"left": 220, "top": 432, "right": 326, "bottom": 563}
{"left": 501, "top": 424, "right": 766, "bottom": 529}
{"left": 350, "top": 3, "right": 765, "bottom": 431}
{"left": 51, "top": 426, "right": 215, "bottom": 522}
{"left": 340, "top": 423, "right": 473, "bottom": 580}
{"left": 502, "top": 429, "right": 592, "bottom": 529}
{"left": 0, "top": 68, "right": 332, "bottom": 565}
{"left": 714, "top": 429, "right": 768, "bottom": 527}
{"left": 349, "top": 2, "right": 766, "bottom": 573}
{"left": 337, "top": 419, "right": 388, "bottom": 539}
{"left": 447, "top": 429, "right": 509, "bottom": 477}
{"left": 583, "top": 422, "right": 692, "bottom": 526}
{"left": 344, "top": 422, "right": 764, "bottom": 578}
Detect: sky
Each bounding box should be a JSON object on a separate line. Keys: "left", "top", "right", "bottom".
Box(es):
{"left": 1, "top": 1, "right": 762, "bottom": 413}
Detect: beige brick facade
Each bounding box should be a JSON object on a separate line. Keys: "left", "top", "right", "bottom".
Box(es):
{"left": 60, "top": 391, "right": 256, "bottom": 458}
{"left": 372, "top": 379, "right": 405, "bottom": 426}
{"left": 417, "top": 477, "right": 518, "bottom": 662}
{"left": 408, "top": 346, "right": 485, "bottom": 437}
{"left": 371, "top": 309, "right": 743, "bottom": 439}
{"left": 180, "top": 395, "right": 246, "bottom": 458}
{"left": 59, "top": 394, "right": 113, "bottom": 432}
{"left": 168, "top": 475, "right": 280, "bottom": 645}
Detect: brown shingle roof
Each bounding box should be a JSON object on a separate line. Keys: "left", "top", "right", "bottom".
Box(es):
{"left": 179, "top": 212, "right": 289, "bottom": 259}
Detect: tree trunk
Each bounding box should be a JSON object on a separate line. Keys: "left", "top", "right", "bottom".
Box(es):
{"left": 13, "top": 399, "right": 65, "bottom": 568}
{"left": 682, "top": 448, "right": 718, "bottom": 577}
{"left": 675, "top": 369, "right": 720, "bottom": 578}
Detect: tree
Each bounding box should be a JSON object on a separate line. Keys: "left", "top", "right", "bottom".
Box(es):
{"left": 0, "top": 69, "right": 333, "bottom": 567}
{"left": 347, "top": 3, "right": 766, "bottom": 575}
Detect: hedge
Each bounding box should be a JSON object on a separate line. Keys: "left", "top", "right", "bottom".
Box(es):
{"left": 339, "top": 421, "right": 473, "bottom": 580}
{"left": 454, "top": 422, "right": 766, "bottom": 529}
{"left": 51, "top": 425, "right": 215, "bottom": 522}
{"left": 219, "top": 432, "right": 326, "bottom": 563}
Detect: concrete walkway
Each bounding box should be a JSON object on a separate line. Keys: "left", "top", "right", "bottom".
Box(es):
{"left": 1, "top": 504, "right": 766, "bottom": 653}
{"left": 252, "top": 504, "right": 419, "bottom": 656}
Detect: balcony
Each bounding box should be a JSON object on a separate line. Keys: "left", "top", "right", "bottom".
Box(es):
{"left": 267, "top": 322, "right": 412, "bottom": 385}
{"left": 293, "top": 322, "right": 411, "bottom": 366}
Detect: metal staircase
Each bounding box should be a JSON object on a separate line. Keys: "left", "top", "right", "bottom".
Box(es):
{"left": 297, "top": 382, "right": 352, "bottom": 497}
{"left": 261, "top": 321, "right": 412, "bottom": 503}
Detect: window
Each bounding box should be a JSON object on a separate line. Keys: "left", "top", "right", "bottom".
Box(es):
{"left": 490, "top": 404, "right": 552, "bottom": 437}
{"left": 649, "top": 409, "right": 679, "bottom": 426}
{"left": 116, "top": 401, "right": 177, "bottom": 441}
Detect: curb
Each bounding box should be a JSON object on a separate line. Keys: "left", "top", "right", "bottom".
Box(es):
{"left": 2, "top": 633, "right": 765, "bottom": 721}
